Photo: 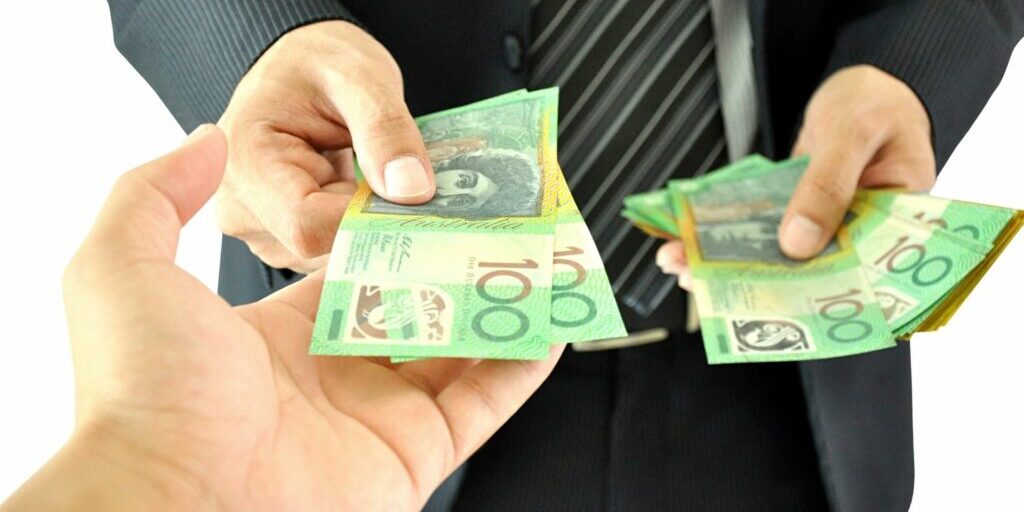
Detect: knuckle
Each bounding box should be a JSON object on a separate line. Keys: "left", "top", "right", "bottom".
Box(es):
{"left": 243, "top": 241, "right": 292, "bottom": 271}
{"left": 292, "top": 242, "right": 324, "bottom": 261}
{"left": 284, "top": 218, "right": 328, "bottom": 260}
{"left": 360, "top": 100, "right": 414, "bottom": 135}
{"left": 345, "top": 81, "right": 413, "bottom": 133}
{"left": 213, "top": 192, "right": 250, "bottom": 238}
{"left": 213, "top": 204, "right": 238, "bottom": 237}
{"left": 62, "top": 248, "right": 102, "bottom": 299}
{"left": 917, "top": 154, "right": 938, "bottom": 189}
{"left": 920, "top": 170, "right": 937, "bottom": 189}
{"left": 804, "top": 174, "right": 849, "bottom": 205}
{"left": 910, "top": 168, "right": 937, "bottom": 191}
{"left": 214, "top": 216, "right": 238, "bottom": 237}
{"left": 111, "top": 171, "right": 145, "bottom": 199}
{"left": 287, "top": 261, "right": 318, "bottom": 275}
{"left": 216, "top": 220, "right": 247, "bottom": 240}
{"left": 843, "top": 116, "right": 877, "bottom": 148}
{"left": 260, "top": 253, "right": 294, "bottom": 271}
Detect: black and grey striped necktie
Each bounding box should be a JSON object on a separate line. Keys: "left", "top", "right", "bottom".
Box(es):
{"left": 529, "top": 0, "right": 729, "bottom": 326}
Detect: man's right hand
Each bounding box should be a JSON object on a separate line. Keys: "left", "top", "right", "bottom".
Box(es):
{"left": 217, "top": 20, "right": 435, "bottom": 273}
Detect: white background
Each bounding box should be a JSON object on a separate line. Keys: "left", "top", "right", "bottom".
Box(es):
{"left": 0, "top": 3, "right": 1022, "bottom": 510}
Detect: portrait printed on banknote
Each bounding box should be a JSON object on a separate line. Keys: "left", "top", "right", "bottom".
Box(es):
{"left": 366, "top": 148, "right": 542, "bottom": 218}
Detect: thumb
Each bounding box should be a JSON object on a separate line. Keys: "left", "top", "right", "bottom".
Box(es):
{"left": 83, "top": 124, "right": 227, "bottom": 269}
{"left": 333, "top": 83, "right": 435, "bottom": 204}
{"left": 780, "top": 136, "right": 876, "bottom": 260}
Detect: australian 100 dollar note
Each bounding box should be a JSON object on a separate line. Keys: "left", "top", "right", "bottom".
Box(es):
{"left": 552, "top": 166, "right": 628, "bottom": 344}
{"left": 673, "top": 158, "right": 896, "bottom": 363}
{"left": 309, "top": 89, "right": 560, "bottom": 360}
{"left": 845, "top": 201, "right": 988, "bottom": 336}
{"left": 390, "top": 165, "right": 627, "bottom": 362}
{"left": 851, "top": 190, "right": 1023, "bottom": 336}
{"left": 620, "top": 154, "right": 774, "bottom": 238}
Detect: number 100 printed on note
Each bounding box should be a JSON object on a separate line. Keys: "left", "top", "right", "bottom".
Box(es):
{"left": 309, "top": 89, "right": 561, "bottom": 360}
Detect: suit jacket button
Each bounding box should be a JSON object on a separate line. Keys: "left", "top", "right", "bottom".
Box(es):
{"left": 503, "top": 32, "right": 524, "bottom": 72}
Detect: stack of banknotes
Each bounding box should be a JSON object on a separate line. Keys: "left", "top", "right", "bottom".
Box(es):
{"left": 308, "top": 89, "right": 626, "bottom": 361}
{"left": 622, "top": 155, "right": 1024, "bottom": 363}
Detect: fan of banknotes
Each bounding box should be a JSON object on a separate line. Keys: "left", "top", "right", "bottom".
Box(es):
{"left": 621, "top": 155, "right": 1024, "bottom": 363}
{"left": 308, "top": 89, "right": 627, "bottom": 362}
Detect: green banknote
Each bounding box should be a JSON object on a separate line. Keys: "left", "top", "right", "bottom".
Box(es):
{"left": 310, "top": 89, "right": 560, "bottom": 360}
{"left": 389, "top": 167, "right": 627, "bottom": 362}
{"left": 855, "top": 189, "right": 1017, "bottom": 246}
{"left": 620, "top": 154, "right": 775, "bottom": 237}
{"left": 845, "top": 200, "right": 988, "bottom": 335}
{"left": 698, "top": 154, "right": 775, "bottom": 184}
{"left": 674, "top": 159, "right": 895, "bottom": 364}
{"left": 622, "top": 155, "right": 1023, "bottom": 354}
{"left": 621, "top": 189, "right": 676, "bottom": 237}
{"left": 853, "top": 190, "right": 1022, "bottom": 335}
{"left": 917, "top": 210, "right": 1023, "bottom": 332}
{"left": 552, "top": 166, "right": 628, "bottom": 344}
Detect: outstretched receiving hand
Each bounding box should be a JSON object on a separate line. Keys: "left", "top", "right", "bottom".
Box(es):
{"left": 1, "top": 126, "right": 562, "bottom": 512}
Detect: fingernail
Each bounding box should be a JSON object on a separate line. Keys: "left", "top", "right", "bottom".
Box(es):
{"left": 781, "top": 214, "right": 824, "bottom": 258}
{"left": 384, "top": 156, "right": 431, "bottom": 198}
{"left": 677, "top": 268, "right": 693, "bottom": 289}
{"left": 185, "top": 123, "right": 215, "bottom": 143}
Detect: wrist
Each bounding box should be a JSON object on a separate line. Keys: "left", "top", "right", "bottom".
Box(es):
{"left": 1, "top": 423, "right": 217, "bottom": 512}
{"left": 261, "top": 19, "right": 369, "bottom": 73}
{"left": 276, "top": 19, "right": 364, "bottom": 47}
{"left": 258, "top": 18, "right": 398, "bottom": 83}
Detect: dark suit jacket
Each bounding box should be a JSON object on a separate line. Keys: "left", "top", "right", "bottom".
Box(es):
{"left": 108, "top": 1, "right": 1024, "bottom": 510}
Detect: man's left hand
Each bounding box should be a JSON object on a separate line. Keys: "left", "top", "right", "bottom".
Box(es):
{"left": 658, "top": 64, "right": 936, "bottom": 285}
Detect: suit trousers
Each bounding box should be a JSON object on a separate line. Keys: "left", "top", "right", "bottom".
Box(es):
{"left": 444, "top": 327, "right": 831, "bottom": 511}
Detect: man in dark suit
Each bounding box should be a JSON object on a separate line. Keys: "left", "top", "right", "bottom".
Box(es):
{"left": 108, "top": 1, "right": 1024, "bottom": 510}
